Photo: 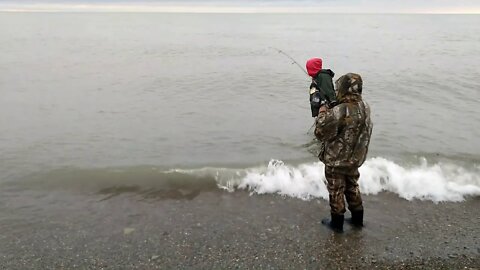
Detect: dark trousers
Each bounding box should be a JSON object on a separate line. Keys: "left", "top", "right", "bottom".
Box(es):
{"left": 324, "top": 166, "right": 364, "bottom": 215}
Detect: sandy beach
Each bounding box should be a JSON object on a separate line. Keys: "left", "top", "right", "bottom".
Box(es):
{"left": 1, "top": 184, "right": 478, "bottom": 269}
{"left": 0, "top": 10, "right": 479, "bottom": 270}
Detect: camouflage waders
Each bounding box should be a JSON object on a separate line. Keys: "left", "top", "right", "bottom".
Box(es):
{"left": 324, "top": 166, "right": 363, "bottom": 215}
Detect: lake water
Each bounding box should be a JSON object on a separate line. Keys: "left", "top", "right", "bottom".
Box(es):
{"left": 0, "top": 13, "right": 479, "bottom": 201}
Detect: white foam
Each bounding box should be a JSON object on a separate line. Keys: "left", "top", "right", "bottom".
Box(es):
{"left": 216, "top": 157, "right": 480, "bottom": 202}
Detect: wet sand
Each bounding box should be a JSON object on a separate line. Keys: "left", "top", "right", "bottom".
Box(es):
{"left": 0, "top": 186, "right": 478, "bottom": 269}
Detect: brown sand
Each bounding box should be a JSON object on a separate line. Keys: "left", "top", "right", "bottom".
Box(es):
{"left": 0, "top": 186, "right": 478, "bottom": 269}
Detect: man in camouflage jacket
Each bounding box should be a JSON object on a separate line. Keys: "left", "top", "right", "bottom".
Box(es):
{"left": 314, "top": 73, "right": 373, "bottom": 232}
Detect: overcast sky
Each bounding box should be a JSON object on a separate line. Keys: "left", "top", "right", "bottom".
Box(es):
{"left": 1, "top": 0, "right": 479, "bottom": 13}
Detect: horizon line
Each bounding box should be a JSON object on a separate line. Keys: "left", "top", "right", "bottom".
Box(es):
{"left": 0, "top": 4, "right": 478, "bottom": 14}
{"left": 1, "top": 9, "right": 478, "bottom": 14}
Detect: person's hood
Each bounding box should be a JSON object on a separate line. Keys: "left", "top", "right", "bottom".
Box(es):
{"left": 306, "top": 58, "right": 322, "bottom": 77}
{"left": 335, "top": 73, "right": 363, "bottom": 103}
{"left": 317, "top": 69, "right": 335, "bottom": 78}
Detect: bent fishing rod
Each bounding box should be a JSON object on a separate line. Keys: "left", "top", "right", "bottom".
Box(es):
{"left": 270, "top": 47, "right": 309, "bottom": 77}
{"left": 271, "top": 47, "right": 317, "bottom": 134}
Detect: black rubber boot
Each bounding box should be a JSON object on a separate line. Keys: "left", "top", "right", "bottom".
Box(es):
{"left": 321, "top": 213, "right": 344, "bottom": 233}
{"left": 347, "top": 210, "right": 364, "bottom": 228}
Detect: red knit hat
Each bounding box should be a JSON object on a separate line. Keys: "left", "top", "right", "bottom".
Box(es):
{"left": 306, "top": 58, "right": 323, "bottom": 77}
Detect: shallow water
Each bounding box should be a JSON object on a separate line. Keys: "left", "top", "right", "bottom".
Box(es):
{"left": 0, "top": 13, "right": 479, "bottom": 201}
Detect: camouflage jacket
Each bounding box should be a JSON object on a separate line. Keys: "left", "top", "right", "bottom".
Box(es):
{"left": 314, "top": 73, "right": 373, "bottom": 168}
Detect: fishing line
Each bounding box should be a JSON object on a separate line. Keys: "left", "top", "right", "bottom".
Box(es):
{"left": 270, "top": 47, "right": 317, "bottom": 134}
{"left": 270, "top": 47, "right": 309, "bottom": 77}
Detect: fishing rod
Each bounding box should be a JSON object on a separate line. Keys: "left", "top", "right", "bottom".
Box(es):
{"left": 307, "top": 122, "right": 316, "bottom": 135}
{"left": 271, "top": 47, "right": 309, "bottom": 77}
{"left": 271, "top": 47, "right": 318, "bottom": 134}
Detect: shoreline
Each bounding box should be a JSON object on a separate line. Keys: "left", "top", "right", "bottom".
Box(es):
{"left": 1, "top": 187, "right": 478, "bottom": 269}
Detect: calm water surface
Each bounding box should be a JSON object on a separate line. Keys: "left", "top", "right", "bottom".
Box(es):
{"left": 1, "top": 13, "right": 479, "bottom": 181}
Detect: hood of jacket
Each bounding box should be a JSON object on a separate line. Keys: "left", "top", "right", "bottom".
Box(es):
{"left": 316, "top": 69, "right": 335, "bottom": 78}
{"left": 335, "top": 73, "right": 363, "bottom": 103}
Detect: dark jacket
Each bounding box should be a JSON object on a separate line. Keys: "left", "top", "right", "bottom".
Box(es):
{"left": 314, "top": 73, "right": 373, "bottom": 168}
{"left": 311, "top": 69, "right": 336, "bottom": 106}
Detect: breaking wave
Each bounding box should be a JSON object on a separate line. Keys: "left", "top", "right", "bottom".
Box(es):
{"left": 194, "top": 157, "right": 480, "bottom": 202}
{"left": 218, "top": 157, "right": 480, "bottom": 202}
{"left": 18, "top": 157, "right": 480, "bottom": 203}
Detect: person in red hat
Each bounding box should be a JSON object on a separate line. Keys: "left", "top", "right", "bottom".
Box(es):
{"left": 306, "top": 58, "right": 337, "bottom": 117}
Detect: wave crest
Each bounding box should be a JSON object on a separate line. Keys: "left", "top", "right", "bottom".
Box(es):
{"left": 216, "top": 157, "right": 480, "bottom": 202}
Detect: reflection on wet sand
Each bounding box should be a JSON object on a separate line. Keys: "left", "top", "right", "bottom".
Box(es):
{"left": 97, "top": 185, "right": 204, "bottom": 201}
